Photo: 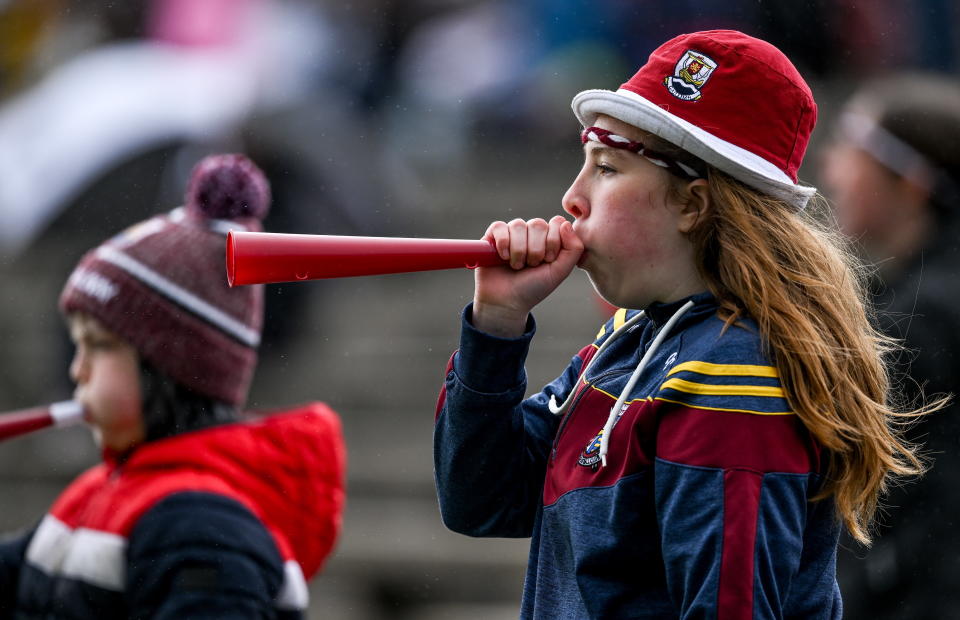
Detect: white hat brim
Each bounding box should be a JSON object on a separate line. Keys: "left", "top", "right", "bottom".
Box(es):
{"left": 572, "top": 88, "right": 816, "bottom": 209}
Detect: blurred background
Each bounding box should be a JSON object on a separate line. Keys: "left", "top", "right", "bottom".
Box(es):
{"left": 0, "top": 1, "right": 957, "bottom": 618}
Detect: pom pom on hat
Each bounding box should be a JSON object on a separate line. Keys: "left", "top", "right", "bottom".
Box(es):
{"left": 186, "top": 153, "right": 271, "bottom": 221}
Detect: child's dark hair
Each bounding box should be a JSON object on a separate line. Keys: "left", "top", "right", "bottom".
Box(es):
{"left": 140, "top": 360, "right": 238, "bottom": 442}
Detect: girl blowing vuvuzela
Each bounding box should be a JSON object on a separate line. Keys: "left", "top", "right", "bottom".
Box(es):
{"left": 432, "top": 30, "right": 940, "bottom": 619}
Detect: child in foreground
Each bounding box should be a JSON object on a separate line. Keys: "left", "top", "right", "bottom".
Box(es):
{"left": 433, "top": 30, "right": 932, "bottom": 619}
{"left": 0, "top": 154, "right": 346, "bottom": 618}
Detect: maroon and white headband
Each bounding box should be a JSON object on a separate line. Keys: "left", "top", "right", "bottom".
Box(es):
{"left": 581, "top": 126, "right": 702, "bottom": 179}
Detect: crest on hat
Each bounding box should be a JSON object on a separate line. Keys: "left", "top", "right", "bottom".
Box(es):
{"left": 664, "top": 50, "right": 718, "bottom": 101}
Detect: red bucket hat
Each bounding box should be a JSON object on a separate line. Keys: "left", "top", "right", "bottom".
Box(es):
{"left": 572, "top": 30, "right": 817, "bottom": 209}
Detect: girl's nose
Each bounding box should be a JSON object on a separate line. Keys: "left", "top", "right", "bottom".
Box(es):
{"left": 562, "top": 177, "right": 589, "bottom": 220}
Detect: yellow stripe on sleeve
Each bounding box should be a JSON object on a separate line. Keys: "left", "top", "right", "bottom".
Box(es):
{"left": 660, "top": 377, "right": 785, "bottom": 398}
{"left": 667, "top": 361, "right": 779, "bottom": 378}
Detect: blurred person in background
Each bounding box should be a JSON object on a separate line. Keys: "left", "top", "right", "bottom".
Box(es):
{"left": 821, "top": 73, "right": 960, "bottom": 618}
{"left": 0, "top": 154, "right": 346, "bottom": 618}
{"left": 0, "top": 0, "right": 376, "bottom": 254}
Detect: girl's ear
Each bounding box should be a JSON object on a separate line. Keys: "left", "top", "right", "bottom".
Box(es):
{"left": 677, "top": 178, "right": 711, "bottom": 234}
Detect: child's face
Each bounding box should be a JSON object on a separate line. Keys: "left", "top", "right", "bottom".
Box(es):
{"left": 562, "top": 115, "right": 701, "bottom": 309}
{"left": 68, "top": 314, "right": 145, "bottom": 453}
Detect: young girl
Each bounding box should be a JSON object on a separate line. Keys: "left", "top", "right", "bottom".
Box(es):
{"left": 0, "top": 154, "right": 346, "bottom": 618}
{"left": 433, "top": 30, "right": 927, "bottom": 619}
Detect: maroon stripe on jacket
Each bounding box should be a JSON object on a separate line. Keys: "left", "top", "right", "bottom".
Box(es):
{"left": 718, "top": 468, "right": 763, "bottom": 620}
{"left": 656, "top": 406, "right": 817, "bottom": 474}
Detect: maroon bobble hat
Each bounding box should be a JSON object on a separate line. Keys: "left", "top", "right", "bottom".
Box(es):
{"left": 59, "top": 154, "right": 271, "bottom": 406}
{"left": 572, "top": 30, "right": 817, "bottom": 208}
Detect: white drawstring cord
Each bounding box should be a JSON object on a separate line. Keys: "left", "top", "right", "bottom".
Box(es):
{"left": 548, "top": 311, "right": 647, "bottom": 416}
{"left": 598, "top": 300, "right": 695, "bottom": 467}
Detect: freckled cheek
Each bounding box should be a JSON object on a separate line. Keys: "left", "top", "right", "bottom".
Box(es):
{"left": 600, "top": 212, "right": 671, "bottom": 266}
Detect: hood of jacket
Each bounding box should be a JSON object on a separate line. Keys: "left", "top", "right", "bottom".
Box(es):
{"left": 113, "top": 402, "right": 346, "bottom": 578}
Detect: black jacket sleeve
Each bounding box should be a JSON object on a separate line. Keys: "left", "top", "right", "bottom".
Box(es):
{"left": 126, "top": 492, "right": 286, "bottom": 619}
{"left": 0, "top": 528, "right": 33, "bottom": 617}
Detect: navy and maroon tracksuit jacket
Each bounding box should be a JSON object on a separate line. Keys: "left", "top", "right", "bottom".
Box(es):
{"left": 434, "top": 292, "right": 842, "bottom": 619}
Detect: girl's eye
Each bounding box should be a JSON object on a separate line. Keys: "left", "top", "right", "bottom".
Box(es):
{"left": 596, "top": 163, "right": 616, "bottom": 175}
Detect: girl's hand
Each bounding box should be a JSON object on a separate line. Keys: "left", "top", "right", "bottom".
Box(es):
{"left": 472, "top": 215, "right": 583, "bottom": 337}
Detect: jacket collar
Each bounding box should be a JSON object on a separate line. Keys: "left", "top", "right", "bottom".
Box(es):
{"left": 645, "top": 290, "right": 717, "bottom": 328}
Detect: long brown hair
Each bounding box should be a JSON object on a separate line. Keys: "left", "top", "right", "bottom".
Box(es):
{"left": 656, "top": 138, "right": 942, "bottom": 544}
